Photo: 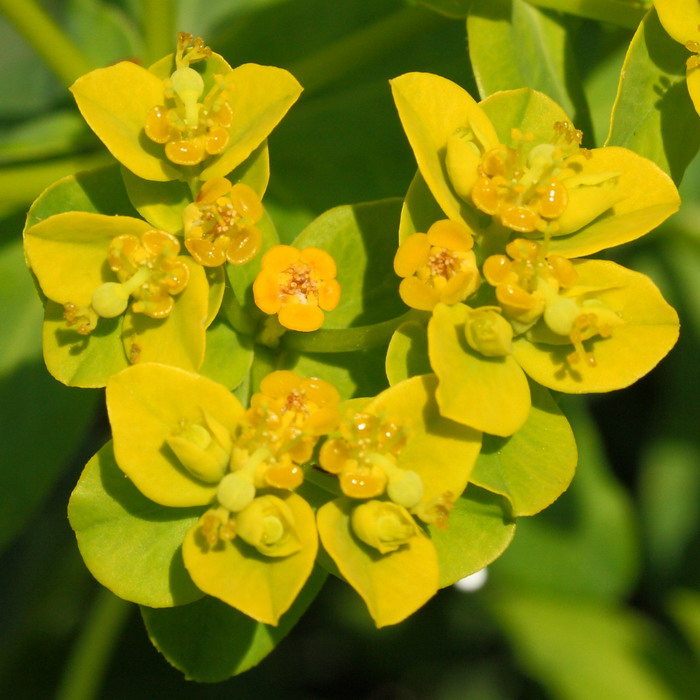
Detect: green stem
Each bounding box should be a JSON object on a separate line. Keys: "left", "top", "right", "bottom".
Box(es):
{"left": 0, "top": 0, "right": 93, "bottom": 87}
{"left": 0, "top": 151, "right": 113, "bottom": 209}
{"left": 287, "top": 6, "right": 446, "bottom": 95}
{"left": 142, "top": 0, "right": 176, "bottom": 66}
{"left": 55, "top": 589, "right": 132, "bottom": 700}
{"left": 281, "top": 311, "right": 415, "bottom": 354}
{"left": 525, "top": 0, "right": 646, "bottom": 29}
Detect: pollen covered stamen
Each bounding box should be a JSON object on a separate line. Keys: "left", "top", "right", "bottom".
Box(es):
{"left": 63, "top": 302, "right": 98, "bottom": 335}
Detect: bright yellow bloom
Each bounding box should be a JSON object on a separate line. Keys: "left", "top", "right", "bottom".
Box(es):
{"left": 105, "top": 363, "right": 335, "bottom": 624}
{"left": 23, "top": 212, "right": 210, "bottom": 387}
{"left": 71, "top": 33, "right": 302, "bottom": 182}
{"left": 391, "top": 73, "right": 679, "bottom": 257}
{"left": 316, "top": 375, "right": 481, "bottom": 627}
{"left": 654, "top": 0, "right": 700, "bottom": 115}
{"left": 393, "top": 219, "right": 480, "bottom": 310}
{"left": 183, "top": 177, "right": 264, "bottom": 267}
{"left": 253, "top": 245, "right": 341, "bottom": 331}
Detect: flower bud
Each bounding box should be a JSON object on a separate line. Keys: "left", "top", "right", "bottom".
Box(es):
{"left": 351, "top": 500, "right": 418, "bottom": 554}
{"left": 464, "top": 306, "right": 513, "bottom": 357}
{"left": 235, "top": 495, "right": 302, "bottom": 557}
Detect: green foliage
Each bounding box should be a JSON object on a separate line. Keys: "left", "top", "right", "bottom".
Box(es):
{"left": 2, "top": 0, "right": 700, "bottom": 697}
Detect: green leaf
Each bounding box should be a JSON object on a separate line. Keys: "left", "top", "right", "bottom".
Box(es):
{"left": 385, "top": 319, "right": 431, "bottom": 385}
{"left": 471, "top": 381, "right": 577, "bottom": 516}
{"left": 489, "top": 398, "right": 639, "bottom": 600}
{"left": 141, "top": 566, "right": 327, "bottom": 681}
{"left": 199, "top": 319, "right": 254, "bottom": 390}
{"left": 0, "top": 237, "right": 42, "bottom": 375}
{"left": 479, "top": 86, "right": 572, "bottom": 146}
{"left": 489, "top": 593, "right": 679, "bottom": 700}
{"left": 68, "top": 442, "right": 204, "bottom": 608}
{"left": 42, "top": 301, "right": 129, "bottom": 387}
{"left": 414, "top": 0, "right": 472, "bottom": 18}
{"left": 607, "top": 8, "right": 700, "bottom": 183}
{"left": 292, "top": 199, "right": 405, "bottom": 328}
{"left": 430, "top": 485, "right": 515, "bottom": 587}
{"left": 468, "top": 0, "right": 589, "bottom": 126}
{"left": 526, "top": 0, "right": 646, "bottom": 29}
{"left": 0, "top": 360, "right": 98, "bottom": 552}
{"left": 26, "top": 163, "right": 138, "bottom": 226}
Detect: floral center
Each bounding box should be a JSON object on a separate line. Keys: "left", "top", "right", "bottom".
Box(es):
{"left": 184, "top": 179, "right": 264, "bottom": 267}
{"left": 472, "top": 123, "right": 585, "bottom": 234}
{"left": 144, "top": 33, "right": 233, "bottom": 167}
{"left": 280, "top": 262, "right": 319, "bottom": 300}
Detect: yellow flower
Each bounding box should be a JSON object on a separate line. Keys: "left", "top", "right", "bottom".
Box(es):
{"left": 183, "top": 177, "right": 264, "bottom": 267}
{"left": 654, "top": 0, "right": 700, "bottom": 115}
{"left": 391, "top": 73, "right": 680, "bottom": 257}
{"left": 316, "top": 375, "right": 481, "bottom": 626}
{"left": 253, "top": 245, "right": 341, "bottom": 331}
{"left": 23, "top": 212, "right": 210, "bottom": 387}
{"left": 105, "top": 363, "right": 333, "bottom": 624}
{"left": 71, "top": 32, "right": 302, "bottom": 182}
{"left": 393, "top": 219, "right": 480, "bottom": 310}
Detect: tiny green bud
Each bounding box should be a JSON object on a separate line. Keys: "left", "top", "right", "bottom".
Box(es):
{"left": 170, "top": 66, "right": 204, "bottom": 126}
{"left": 543, "top": 295, "right": 580, "bottom": 336}
{"left": 351, "top": 500, "right": 418, "bottom": 554}
{"left": 235, "top": 495, "right": 301, "bottom": 557}
{"left": 464, "top": 306, "right": 513, "bottom": 357}
{"left": 91, "top": 282, "right": 129, "bottom": 318}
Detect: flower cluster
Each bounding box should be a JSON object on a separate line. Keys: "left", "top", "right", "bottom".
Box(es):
{"left": 22, "top": 33, "right": 682, "bottom": 678}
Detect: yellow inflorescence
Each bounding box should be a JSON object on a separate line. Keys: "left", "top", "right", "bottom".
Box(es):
{"left": 253, "top": 245, "right": 341, "bottom": 332}
{"left": 144, "top": 33, "right": 233, "bottom": 167}
{"left": 104, "top": 229, "right": 190, "bottom": 318}
{"left": 471, "top": 123, "right": 584, "bottom": 235}
{"left": 183, "top": 178, "right": 264, "bottom": 267}
{"left": 394, "top": 219, "right": 480, "bottom": 310}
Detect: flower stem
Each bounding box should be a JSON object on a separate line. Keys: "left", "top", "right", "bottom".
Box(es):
{"left": 55, "top": 589, "right": 132, "bottom": 700}
{"left": 525, "top": 0, "right": 645, "bottom": 29}
{"left": 0, "top": 0, "right": 93, "bottom": 87}
{"left": 287, "top": 6, "right": 446, "bottom": 96}
{"left": 142, "top": 0, "right": 176, "bottom": 66}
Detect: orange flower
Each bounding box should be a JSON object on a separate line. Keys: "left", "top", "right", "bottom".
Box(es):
{"left": 253, "top": 245, "right": 341, "bottom": 331}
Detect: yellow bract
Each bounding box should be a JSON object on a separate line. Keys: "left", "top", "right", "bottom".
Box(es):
{"left": 253, "top": 245, "right": 341, "bottom": 331}
{"left": 315, "top": 375, "right": 481, "bottom": 626}
{"left": 654, "top": 0, "right": 700, "bottom": 114}
{"left": 71, "top": 34, "right": 302, "bottom": 182}
{"left": 23, "top": 212, "right": 210, "bottom": 387}
{"left": 391, "top": 73, "right": 680, "bottom": 257}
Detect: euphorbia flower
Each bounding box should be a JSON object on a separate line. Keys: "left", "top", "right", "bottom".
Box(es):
{"left": 23, "top": 211, "right": 210, "bottom": 387}
{"left": 391, "top": 73, "right": 680, "bottom": 257}
{"left": 104, "top": 363, "right": 338, "bottom": 624}
{"left": 427, "top": 247, "right": 679, "bottom": 436}
{"left": 393, "top": 219, "right": 480, "bottom": 310}
{"left": 654, "top": 0, "right": 700, "bottom": 115}
{"left": 253, "top": 245, "right": 341, "bottom": 332}
{"left": 71, "top": 32, "right": 302, "bottom": 182}
{"left": 183, "top": 177, "right": 264, "bottom": 267}
{"left": 316, "top": 375, "right": 481, "bottom": 627}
